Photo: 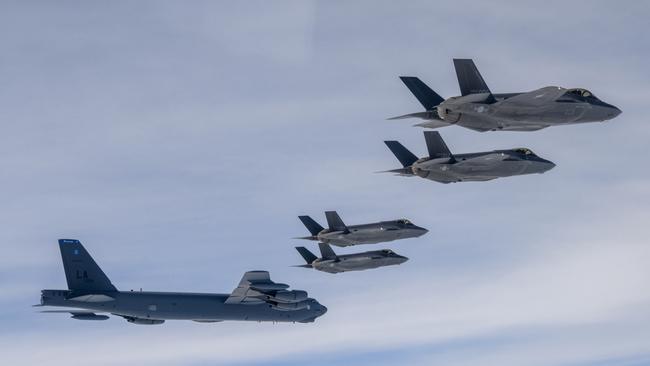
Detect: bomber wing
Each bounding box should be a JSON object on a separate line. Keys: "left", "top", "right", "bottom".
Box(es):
{"left": 225, "top": 271, "right": 310, "bottom": 310}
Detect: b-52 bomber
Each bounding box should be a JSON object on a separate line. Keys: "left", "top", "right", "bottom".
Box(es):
{"left": 383, "top": 131, "right": 555, "bottom": 183}
{"left": 297, "top": 210, "right": 427, "bottom": 247}
{"left": 37, "top": 239, "right": 326, "bottom": 324}
{"left": 391, "top": 58, "right": 621, "bottom": 132}
{"left": 295, "top": 243, "right": 408, "bottom": 274}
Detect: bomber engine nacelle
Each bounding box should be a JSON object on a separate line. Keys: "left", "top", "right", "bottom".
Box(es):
{"left": 273, "top": 290, "right": 308, "bottom": 303}
{"left": 71, "top": 313, "right": 109, "bottom": 321}
{"left": 126, "top": 317, "right": 165, "bottom": 325}
{"left": 271, "top": 300, "right": 311, "bottom": 311}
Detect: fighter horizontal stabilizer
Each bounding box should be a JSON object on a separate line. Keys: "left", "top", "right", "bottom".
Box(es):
{"left": 413, "top": 120, "right": 452, "bottom": 129}
{"left": 298, "top": 216, "right": 324, "bottom": 236}
{"left": 388, "top": 110, "right": 444, "bottom": 121}
{"left": 295, "top": 247, "right": 318, "bottom": 265}
{"left": 375, "top": 168, "right": 414, "bottom": 176}
{"left": 318, "top": 243, "right": 338, "bottom": 260}
{"left": 384, "top": 141, "right": 419, "bottom": 168}
{"left": 424, "top": 131, "right": 454, "bottom": 160}
{"left": 399, "top": 76, "right": 445, "bottom": 110}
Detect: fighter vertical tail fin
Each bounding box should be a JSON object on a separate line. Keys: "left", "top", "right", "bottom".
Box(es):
{"left": 58, "top": 239, "right": 117, "bottom": 292}
{"left": 318, "top": 243, "right": 338, "bottom": 260}
{"left": 298, "top": 216, "right": 325, "bottom": 236}
{"left": 324, "top": 211, "right": 348, "bottom": 232}
{"left": 295, "top": 247, "right": 318, "bottom": 265}
{"left": 453, "top": 59, "right": 492, "bottom": 96}
{"left": 399, "top": 77, "right": 445, "bottom": 110}
{"left": 423, "top": 131, "right": 454, "bottom": 160}
{"left": 384, "top": 141, "right": 419, "bottom": 167}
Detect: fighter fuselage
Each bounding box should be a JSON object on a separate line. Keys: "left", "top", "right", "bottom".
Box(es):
{"left": 433, "top": 86, "right": 621, "bottom": 131}
{"left": 409, "top": 149, "right": 555, "bottom": 183}
{"left": 309, "top": 250, "right": 408, "bottom": 274}
{"left": 315, "top": 221, "right": 428, "bottom": 247}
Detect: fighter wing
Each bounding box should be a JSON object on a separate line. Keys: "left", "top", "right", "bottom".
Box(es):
{"left": 224, "top": 271, "right": 310, "bottom": 310}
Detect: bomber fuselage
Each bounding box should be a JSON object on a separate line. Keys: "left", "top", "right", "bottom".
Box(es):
{"left": 40, "top": 289, "right": 326, "bottom": 323}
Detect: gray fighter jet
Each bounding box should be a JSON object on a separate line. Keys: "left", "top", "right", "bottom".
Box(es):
{"left": 297, "top": 210, "right": 428, "bottom": 247}
{"left": 37, "top": 239, "right": 326, "bottom": 324}
{"left": 391, "top": 58, "right": 621, "bottom": 132}
{"left": 383, "top": 131, "right": 555, "bottom": 183}
{"left": 295, "top": 243, "right": 408, "bottom": 274}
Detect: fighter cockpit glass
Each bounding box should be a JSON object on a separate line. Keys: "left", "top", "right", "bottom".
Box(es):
{"left": 514, "top": 148, "right": 535, "bottom": 156}
{"left": 397, "top": 219, "right": 412, "bottom": 225}
{"left": 558, "top": 88, "right": 598, "bottom": 102}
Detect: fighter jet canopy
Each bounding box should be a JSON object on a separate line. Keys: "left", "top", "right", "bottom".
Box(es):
{"left": 513, "top": 148, "right": 537, "bottom": 156}
{"left": 396, "top": 219, "right": 412, "bottom": 225}
{"left": 558, "top": 88, "right": 598, "bottom": 102}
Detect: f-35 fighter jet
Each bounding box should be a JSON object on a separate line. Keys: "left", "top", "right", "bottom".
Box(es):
{"left": 37, "top": 239, "right": 326, "bottom": 324}
{"left": 297, "top": 210, "right": 427, "bottom": 247}
{"left": 383, "top": 131, "right": 555, "bottom": 183}
{"left": 391, "top": 58, "right": 621, "bottom": 132}
{"left": 295, "top": 243, "right": 408, "bottom": 274}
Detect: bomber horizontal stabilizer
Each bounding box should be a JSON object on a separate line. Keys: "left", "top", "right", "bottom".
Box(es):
{"left": 40, "top": 310, "right": 110, "bottom": 320}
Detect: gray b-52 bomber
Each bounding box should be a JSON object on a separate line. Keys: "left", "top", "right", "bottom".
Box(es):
{"left": 295, "top": 243, "right": 408, "bottom": 274}
{"left": 38, "top": 239, "right": 326, "bottom": 324}
{"left": 297, "top": 210, "right": 428, "bottom": 247}
{"left": 391, "top": 58, "right": 621, "bottom": 132}
{"left": 384, "top": 131, "right": 555, "bottom": 183}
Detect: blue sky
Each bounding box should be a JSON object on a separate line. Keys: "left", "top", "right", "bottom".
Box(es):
{"left": 1, "top": 1, "right": 649, "bottom": 365}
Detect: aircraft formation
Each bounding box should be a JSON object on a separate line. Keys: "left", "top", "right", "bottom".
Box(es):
{"left": 38, "top": 59, "right": 621, "bottom": 325}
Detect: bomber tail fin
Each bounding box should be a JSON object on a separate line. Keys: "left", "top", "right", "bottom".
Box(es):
{"left": 423, "top": 131, "right": 454, "bottom": 160}
{"left": 298, "top": 216, "right": 324, "bottom": 236}
{"left": 295, "top": 247, "right": 318, "bottom": 265}
{"left": 318, "top": 243, "right": 338, "bottom": 260}
{"left": 58, "top": 239, "right": 117, "bottom": 292}
{"left": 399, "top": 77, "right": 445, "bottom": 110}
{"left": 453, "top": 59, "right": 494, "bottom": 99}
{"left": 324, "top": 211, "right": 348, "bottom": 232}
{"left": 384, "top": 141, "right": 419, "bottom": 168}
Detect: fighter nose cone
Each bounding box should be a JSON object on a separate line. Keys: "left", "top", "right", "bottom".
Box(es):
{"left": 318, "top": 305, "right": 328, "bottom": 315}
{"left": 412, "top": 226, "right": 429, "bottom": 236}
{"left": 541, "top": 160, "right": 556, "bottom": 172}
{"left": 610, "top": 106, "right": 622, "bottom": 118}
